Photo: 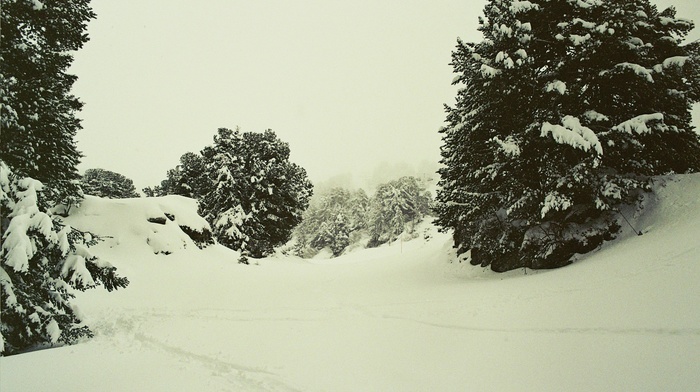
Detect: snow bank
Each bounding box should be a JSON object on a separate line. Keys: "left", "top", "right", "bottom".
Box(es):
{"left": 61, "top": 195, "right": 211, "bottom": 255}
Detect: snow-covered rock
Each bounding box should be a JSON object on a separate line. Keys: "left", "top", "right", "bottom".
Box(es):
{"left": 62, "top": 195, "right": 212, "bottom": 255}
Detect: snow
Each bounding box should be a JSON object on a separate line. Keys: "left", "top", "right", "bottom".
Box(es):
{"left": 0, "top": 267, "right": 18, "bottom": 309}
{"left": 496, "top": 23, "right": 513, "bottom": 38}
{"left": 573, "top": 18, "right": 596, "bottom": 30}
{"left": 61, "top": 195, "right": 211, "bottom": 255}
{"left": 604, "top": 63, "right": 654, "bottom": 83}
{"left": 658, "top": 17, "right": 693, "bottom": 28}
{"left": 541, "top": 115, "right": 603, "bottom": 155}
{"left": 2, "top": 214, "right": 34, "bottom": 273}
{"left": 480, "top": 64, "right": 500, "bottom": 78}
{"left": 46, "top": 320, "right": 61, "bottom": 344}
{"left": 613, "top": 113, "right": 666, "bottom": 134}
{"left": 30, "top": 0, "right": 44, "bottom": 11}
{"left": 573, "top": 0, "right": 602, "bottom": 9}
{"left": 653, "top": 56, "right": 689, "bottom": 73}
{"left": 661, "top": 56, "right": 688, "bottom": 69}
{"left": 540, "top": 191, "right": 572, "bottom": 217}
{"left": 583, "top": 110, "right": 609, "bottom": 122}
{"left": 491, "top": 135, "right": 521, "bottom": 157}
{"left": 510, "top": 0, "right": 539, "bottom": 14}
{"left": 626, "top": 37, "right": 644, "bottom": 48}
{"left": 569, "top": 33, "right": 591, "bottom": 46}
{"left": 2, "top": 175, "right": 700, "bottom": 390}
{"left": 61, "top": 253, "right": 97, "bottom": 289}
{"left": 545, "top": 80, "right": 567, "bottom": 94}
{"left": 495, "top": 51, "right": 507, "bottom": 63}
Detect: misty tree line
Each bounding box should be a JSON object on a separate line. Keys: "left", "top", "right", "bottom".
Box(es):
{"left": 2, "top": 0, "right": 700, "bottom": 355}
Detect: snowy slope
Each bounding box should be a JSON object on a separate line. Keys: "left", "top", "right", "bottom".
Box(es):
{"left": 1, "top": 175, "right": 699, "bottom": 391}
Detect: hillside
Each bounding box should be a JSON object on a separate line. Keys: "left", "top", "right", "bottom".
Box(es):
{"left": 1, "top": 174, "right": 699, "bottom": 391}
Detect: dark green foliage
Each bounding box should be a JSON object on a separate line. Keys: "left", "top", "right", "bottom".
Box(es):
{"left": 436, "top": 0, "right": 700, "bottom": 271}
{"left": 144, "top": 152, "right": 209, "bottom": 199}
{"left": 81, "top": 168, "right": 140, "bottom": 199}
{"left": 0, "top": 0, "right": 95, "bottom": 206}
{"left": 199, "top": 128, "right": 313, "bottom": 260}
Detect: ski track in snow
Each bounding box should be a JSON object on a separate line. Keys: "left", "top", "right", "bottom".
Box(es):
{"left": 90, "top": 309, "right": 302, "bottom": 392}
{"left": 133, "top": 333, "right": 301, "bottom": 392}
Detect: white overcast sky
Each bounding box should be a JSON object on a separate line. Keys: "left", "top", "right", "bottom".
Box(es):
{"left": 70, "top": 0, "right": 700, "bottom": 192}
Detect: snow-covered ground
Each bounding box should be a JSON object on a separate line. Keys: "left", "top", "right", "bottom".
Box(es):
{"left": 2, "top": 175, "right": 700, "bottom": 391}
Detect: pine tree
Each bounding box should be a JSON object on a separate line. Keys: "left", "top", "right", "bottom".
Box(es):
{"left": 1, "top": 163, "right": 129, "bottom": 355}
{"left": 144, "top": 152, "right": 209, "bottom": 199}
{"left": 293, "top": 187, "right": 367, "bottom": 257}
{"left": 1, "top": 0, "right": 95, "bottom": 206}
{"left": 436, "top": 0, "right": 700, "bottom": 271}
{"left": 368, "top": 176, "right": 432, "bottom": 247}
{"left": 81, "top": 168, "right": 140, "bottom": 199}
{"left": 199, "top": 128, "right": 313, "bottom": 260}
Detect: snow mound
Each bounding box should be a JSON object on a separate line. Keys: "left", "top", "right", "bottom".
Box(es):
{"left": 62, "top": 195, "right": 212, "bottom": 255}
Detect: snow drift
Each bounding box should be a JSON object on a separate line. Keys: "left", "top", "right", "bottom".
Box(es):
{"left": 61, "top": 195, "right": 212, "bottom": 255}
{"left": 1, "top": 175, "right": 699, "bottom": 391}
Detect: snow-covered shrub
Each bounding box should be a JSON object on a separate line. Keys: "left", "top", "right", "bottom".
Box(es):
{"left": 294, "top": 188, "right": 370, "bottom": 257}
{"left": 199, "top": 128, "right": 313, "bottom": 261}
{"left": 1, "top": 162, "right": 129, "bottom": 356}
{"left": 368, "top": 176, "right": 433, "bottom": 247}
{"left": 435, "top": 0, "right": 700, "bottom": 271}
{"left": 80, "top": 168, "right": 140, "bottom": 199}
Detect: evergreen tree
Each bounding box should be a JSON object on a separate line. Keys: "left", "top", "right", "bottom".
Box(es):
{"left": 1, "top": 0, "right": 95, "bottom": 205}
{"left": 199, "top": 128, "right": 313, "bottom": 261}
{"left": 436, "top": 0, "right": 700, "bottom": 271}
{"left": 368, "top": 176, "right": 433, "bottom": 247}
{"left": 293, "top": 187, "right": 368, "bottom": 257}
{"left": 144, "top": 152, "right": 209, "bottom": 198}
{"left": 1, "top": 162, "right": 129, "bottom": 355}
{"left": 81, "top": 168, "right": 140, "bottom": 199}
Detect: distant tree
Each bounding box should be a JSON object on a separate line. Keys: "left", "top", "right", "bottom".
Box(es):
{"left": 81, "top": 168, "right": 139, "bottom": 199}
{"left": 199, "top": 128, "right": 313, "bottom": 261}
{"left": 0, "top": 0, "right": 95, "bottom": 206}
{"left": 294, "top": 188, "right": 369, "bottom": 257}
{"left": 1, "top": 163, "right": 129, "bottom": 356}
{"left": 144, "top": 152, "right": 209, "bottom": 198}
{"left": 368, "top": 176, "right": 432, "bottom": 247}
{"left": 142, "top": 186, "right": 160, "bottom": 198}
{"left": 435, "top": 0, "right": 700, "bottom": 271}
